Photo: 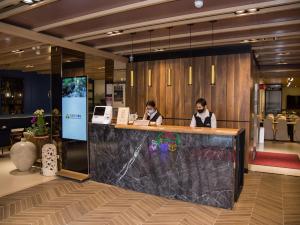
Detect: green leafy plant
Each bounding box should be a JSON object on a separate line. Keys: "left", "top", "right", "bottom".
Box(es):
{"left": 27, "top": 109, "right": 48, "bottom": 136}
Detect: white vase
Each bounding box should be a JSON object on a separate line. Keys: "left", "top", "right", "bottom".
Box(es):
{"left": 10, "top": 138, "right": 37, "bottom": 172}
{"left": 42, "top": 144, "right": 57, "bottom": 176}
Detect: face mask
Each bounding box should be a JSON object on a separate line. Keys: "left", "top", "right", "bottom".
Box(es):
{"left": 148, "top": 109, "right": 155, "bottom": 115}
{"left": 197, "top": 109, "right": 205, "bottom": 114}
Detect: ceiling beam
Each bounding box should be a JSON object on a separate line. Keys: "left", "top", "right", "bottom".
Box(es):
{"left": 113, "top": 31, "right": 300, "bottom": 55}
{"left": 0, "top": 0, "right": 20, "bottom": 9}
{"left": 95, "top": 19, "right": 300, "bottom": 49}
{"left": 0, "top": 22, "right": 127, "bottom": 62}
{"left": 253, "top": 42, "right": 300, "bottom": 50}
{"left": 33, "top": 0, "right": 176, "bottom": 32}
{"left": 66, "top": 0, "right": 300, "bottom": 42}
{"left": 0, "top": 0, "right": 57, "bottom": 20}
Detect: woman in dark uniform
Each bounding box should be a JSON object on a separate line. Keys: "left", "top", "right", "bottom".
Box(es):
{"left": 143, "top": 100, "right": 163, "bottom": 125}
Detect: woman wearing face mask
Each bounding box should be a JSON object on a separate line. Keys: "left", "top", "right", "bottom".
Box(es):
{"left": 143, "top": 100, "right": 163, "bottom": 125}
{"left": 190, "top": 98, "right": 217, "bottom": 128}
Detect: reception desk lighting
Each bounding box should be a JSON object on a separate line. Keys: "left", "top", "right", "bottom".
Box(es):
{"left": 167, "top": 67, "right": 172, "bottom": 86}
{"left": 148, "top": 69, "right": 152, "bottom": 87}
{"left": 211, "top": 64, "right": 216, "bottom": 86}
{"left": 130, "top": 70, "right": 134, "bottom": 87}
{"left": 188, "top": 65, "right": 192, "bottom": 85}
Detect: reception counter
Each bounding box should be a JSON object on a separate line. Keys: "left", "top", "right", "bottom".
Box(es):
{"left": 89, "top": 124, "right": 245, "bottom": 209}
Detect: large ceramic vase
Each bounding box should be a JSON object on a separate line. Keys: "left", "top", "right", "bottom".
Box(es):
{"left": 10, "top": 138, "right": 37, "bottom": 171}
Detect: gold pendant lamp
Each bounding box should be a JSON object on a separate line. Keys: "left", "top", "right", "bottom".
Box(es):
{"left": 188, "top": 24, "right": 193, "bottom": 85}
{"left": 167, "top": 27, "right": 172, "bottom": 86}
{"left": 210, "top": 20, "right": 217, "bottom": 86}
{"left": 148, "top": 30, "right": 153, "bottom": 87}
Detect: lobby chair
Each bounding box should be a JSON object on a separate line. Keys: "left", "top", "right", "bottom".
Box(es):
{"left": 264, "top": 118, "right": 274, "bottom": 140}
{"left": 294, "top": 119, "right": 300, "bottom": 142}
{"left": 275, "top": 118, "right": 290, "bottom": 141}
{"left": 267, "top": 114, "right": 274, "bottom": 120}
{"left": 0, "top": 126, "right": 11, "bottom": 156}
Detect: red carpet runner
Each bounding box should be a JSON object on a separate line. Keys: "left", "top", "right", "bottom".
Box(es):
{"left": 250, "top": 152, "right": 300, "bottom": 169}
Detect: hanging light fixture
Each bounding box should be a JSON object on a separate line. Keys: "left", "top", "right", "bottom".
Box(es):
{"left": 148, "top": 30, "right": 153, "bottom": 87}
{"left": 188, "top": 24, "right": 193, "bottom": 85}
{"left": 130, "top": 33, "right": 135, "bottom": 87}
{"left": 210, "top": 20, "right": 217, "bottom": 86}
{"left": 167, "top": 27, "right": 172, "bottom": 86}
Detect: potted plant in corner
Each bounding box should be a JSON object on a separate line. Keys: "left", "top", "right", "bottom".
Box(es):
{"left": 27, "top": 109, "right": 49, "bottom": 137}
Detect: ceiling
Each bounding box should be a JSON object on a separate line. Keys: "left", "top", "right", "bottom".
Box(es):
{"left": 0, "top": 0, "right": 299, "bottom": 84}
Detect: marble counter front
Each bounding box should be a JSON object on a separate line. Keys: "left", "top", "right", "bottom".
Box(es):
{"left": 89, "top": 124, "right": 245, "bottom": 209}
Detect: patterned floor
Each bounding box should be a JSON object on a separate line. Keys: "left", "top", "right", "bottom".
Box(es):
{"left": 0, "top": 172, "right": 299, "bottom": 225}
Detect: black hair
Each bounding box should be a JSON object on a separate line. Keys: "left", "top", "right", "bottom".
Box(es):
{"left": 146, "top": 100, "right": 156, "bottom": 107}
{"left": 196, "top": 98, "right": 207, "bottom": 107}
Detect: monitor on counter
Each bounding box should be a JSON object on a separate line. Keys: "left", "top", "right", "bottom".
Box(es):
{"left": 92, "top": 106, "right": 112, "bottom": 124}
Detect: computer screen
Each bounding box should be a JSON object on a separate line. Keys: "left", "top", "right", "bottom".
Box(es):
{"left": 94, "top": 107, "right": 105, "bottom": 116}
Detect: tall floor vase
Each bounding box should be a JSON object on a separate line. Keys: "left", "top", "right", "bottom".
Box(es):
{"left": 10, "top": 138, "right": 37, "bottom": 171}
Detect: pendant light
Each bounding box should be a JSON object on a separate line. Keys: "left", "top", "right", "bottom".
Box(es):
{"left": 188, "top": 24, "right": 193, "bottom": 85}
{"left": 210, "top": 21, "right": 217, "bottom": 86}
{"left": 148, "top": 30, "right": 153, "bottom": 87}
{"left": 167, "top": 27, "right": 172, "bottom": 86}
{"left": 130, "top": 33, "right": 135, "bottom": 87}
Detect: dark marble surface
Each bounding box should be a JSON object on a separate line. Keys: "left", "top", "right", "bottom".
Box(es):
{"left": 89, "top": 124, "right": 243, "bottom": 209}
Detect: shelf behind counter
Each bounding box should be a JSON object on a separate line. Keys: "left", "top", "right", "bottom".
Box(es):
{"left": 89, "top": 123, "right": 245, "bottom": 209}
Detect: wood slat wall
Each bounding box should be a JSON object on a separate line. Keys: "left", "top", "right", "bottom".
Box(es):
{"left": 126, "top": 53, "right": 252, "bottom": 167}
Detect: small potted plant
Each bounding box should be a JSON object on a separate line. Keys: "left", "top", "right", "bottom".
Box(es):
{"left": 27, "top": 109, "right": 48, "bottom": 137}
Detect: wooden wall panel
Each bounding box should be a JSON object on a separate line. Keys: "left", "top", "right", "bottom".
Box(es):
{"left": 126, "top": 53, "right": 252, "bottom": 167}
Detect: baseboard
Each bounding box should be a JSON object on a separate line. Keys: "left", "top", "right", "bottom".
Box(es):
{"left": 56, "top": 169, "right": 89, "bottom": 182}
{"left": 249, "top": 164, "right": 300, "bottom": 177}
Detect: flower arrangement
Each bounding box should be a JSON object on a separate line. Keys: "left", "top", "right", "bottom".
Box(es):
{"left": 27, "top": 109, "right": 48, "bottom": 136}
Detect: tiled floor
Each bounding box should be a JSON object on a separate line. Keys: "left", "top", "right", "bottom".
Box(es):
{"left": 0, "top": 172, "right": 299, "bottom": 225}
{"left": 0, "top": 150, "right": 55, "bottom": 197}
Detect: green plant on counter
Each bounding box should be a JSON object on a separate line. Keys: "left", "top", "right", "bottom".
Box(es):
{"left": 27, "top": 109, "right": 48, "bottom": 136}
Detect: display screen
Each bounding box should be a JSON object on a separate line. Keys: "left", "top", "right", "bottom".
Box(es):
{"left": 62, "top": 77, "right": 87, "bottom": 141}
{"left": 94, "top": 107, "right": 105, "bottom": 116}
{"left": 287, "top": 95, "right": 300, "bottom": 109}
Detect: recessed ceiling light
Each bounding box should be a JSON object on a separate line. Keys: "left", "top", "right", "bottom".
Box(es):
{"left": 25, "top": 65, "right": 34, "bottom": 68}
{"left": 248, "top": 8, "right": 258, "bottom": 13}
{"left": 277, "top": 52, "right": 290, "bottom": 56}
{"left": 65, "top": 59, "right": 72, "bottom": 63}
{"left": 22, "top": 0, "right": 42, "bottom": 5}
{"left": 106, "top": 30, "right": 123, "bottom": 36}
{"left": 277, "top": 62, "right": 287, "bottom": 65}
{"left": 241, "top": 39, "right": 250, "bottom": 43}
{"left": 235, "top": 9, "right": 246, "bottom": 15}
{"left": 97, "top": 66, "right": 105, "bottom": 70}
{"left": 154, "top": 48, "right": 164, "bottom": 52}
{"left": 194, "top": 0, "right": 204, "bottom": 9}
{"left": 235, "top": 8, "right": 259, "bottom": 16}
{"left": 12, "top": 49, "right": 24, "bottom": 54}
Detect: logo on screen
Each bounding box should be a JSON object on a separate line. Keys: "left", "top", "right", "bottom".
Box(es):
{"left": 65, "top": 114, "right": 82, "bottom": 119}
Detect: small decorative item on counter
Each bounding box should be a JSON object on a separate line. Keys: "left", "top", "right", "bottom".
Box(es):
{"left": 42, "top": 144, "right": 58, "bottom": 176}
{"left": 27, "top": 109, "right": 48, "bottom": 136}
{"left": 10, "top": 138, "right": 37, "bottom": 171}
